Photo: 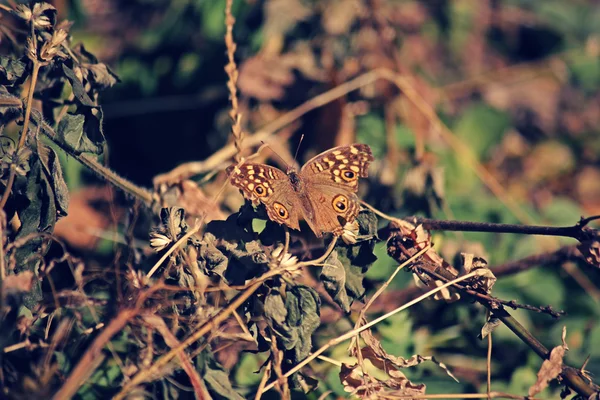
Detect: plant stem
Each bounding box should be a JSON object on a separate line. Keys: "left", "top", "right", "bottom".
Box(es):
{"left": 409, "top": 216, "right": 596, "bottom": 242}
{"left": 0, "top": 61, "right": 41, "bottom": 209}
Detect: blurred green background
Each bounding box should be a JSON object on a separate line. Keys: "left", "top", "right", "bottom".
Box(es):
{"left": 30, "top": 0, "right": 600, "bottom": 398}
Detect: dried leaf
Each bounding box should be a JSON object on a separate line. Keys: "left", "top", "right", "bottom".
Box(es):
{"left": 528, "top": 336, "right": 568, "bottom": 397}
{"left": 578, "top": 239, "right": 600, "bottom": 268}
{"left": 358, "top": 327, "right": 458, "bottom": 382}
{"left": 83, "top": 63, "right": 120, "bottom": 90}
{"left": 322, "top": 0, "right": 361, "bottom": 35}
{"left": 61, "top": 64, "right": 96, "bottom": 107}
{"left": 321, "top": 210, "right": 378, "bottom": 312}
{"left": 340, "top": 362, "right": 426, "bottom": 398}
{"left": 460, "top": 253, "right": 496, "bottom": 293}
{"left": 0, "top": 57, "right": 27, "bottom": 86}
{"left": 56, "top": 112, "right": 104, "bottom": 155}
{"left": 479, "top": 317, "right": 501, "bottom": 339}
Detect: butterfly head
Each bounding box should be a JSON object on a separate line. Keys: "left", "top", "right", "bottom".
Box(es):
{"left": 287, "top": 168, "right": 302, "bottom": 192}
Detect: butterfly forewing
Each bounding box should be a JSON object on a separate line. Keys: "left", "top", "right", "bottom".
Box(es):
{"left": 301, "top": 144, "right": 374, "bottom": 192}
{"left": 226, "top": 163, "right": 302, "bottom": 231}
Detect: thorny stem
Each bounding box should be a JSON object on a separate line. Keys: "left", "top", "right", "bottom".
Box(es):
{"left": 0, "top": 61, "right": 41, "bottom": 209}
{"left": 422, "top": 267, "right": 565, "bottom": 318}
{"left": 405, "top": 256, "right": 596, "bottom": 397}
{"left": 75, "top": 153, "right": 153, "bottom": 205}
{"left": 407, "top": 216, "right": 598, "bottom": 243}
{"left": 491, "top": 245, "right": 582, "bottom": 277}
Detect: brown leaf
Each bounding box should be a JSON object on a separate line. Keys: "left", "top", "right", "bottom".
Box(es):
{"left": 358, "top": 327, "right": 457, "bottom": 381}
{"left": 54, "top": 186, "right": 122, "bottom": 250}
{"left": 339, "top": 362, "right": 426, "bottom": 398}
{"left": 3, "top": 271, "right": 34, "bottom": 298}
{"left": 528, "top": 328, "right": 568, "bottom": 397}
{"left": 578, "top": 239, "right": 600, "bottom": 268}
{"left": 156, "top": 180, "right": 226, "bottom": 224}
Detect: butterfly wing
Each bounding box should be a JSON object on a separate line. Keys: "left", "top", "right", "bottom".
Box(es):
{"left": 227, "top": 163, "right": 302, "bottom": 231}
{"left": 299, "top": 144, "right": 374, "bottom": 236}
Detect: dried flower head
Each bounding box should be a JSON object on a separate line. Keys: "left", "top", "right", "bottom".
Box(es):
{"left": 149, "top": 232, "right": 171, "bottom": 252}
{"left": 341, "top": 220, "right": 360, "bottom": 244}
{"left": 39, "top": 29, "right": 69, "bottom": 62}
{"left": 127, "top": 269, "right": 150, "bottom": 289}
{"left": 270, "top": 245, "right": 300, "bottom": 277}
{"left": 14, "top": 3, "right": 57, "bottom": 30}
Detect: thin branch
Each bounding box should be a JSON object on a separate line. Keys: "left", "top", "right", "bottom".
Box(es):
{"left": 405, "top": 216, "right": 598, "bottom": 243}
{"left": 491, "top": 245, "right": 583, "bottom": 277}
{"left": 261, "top": 272, "right": 478, "bottom": 393}
{"left": 51, "top": 308, "right": 138, "bottom": 400}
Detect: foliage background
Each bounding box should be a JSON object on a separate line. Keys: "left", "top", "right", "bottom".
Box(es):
{"left": 1, "top": 0, "right": 600, "bottom": 399}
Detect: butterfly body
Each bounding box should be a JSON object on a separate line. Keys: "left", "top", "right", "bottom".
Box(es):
{"left": 227, "top": 144, "right": 373, "bottom": 237}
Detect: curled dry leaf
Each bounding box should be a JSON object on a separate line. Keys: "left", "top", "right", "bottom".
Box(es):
{"left": 460, "top": 252, "right": 496, "bottom": 293}
{"left": 577, "top": 239, "right": 600, "bottom": 268}
{"left": 357, "top": 327, "right": 458, "bottom": 382}
{"left": 528, "top": 327, "right": 569, "bottom": 397}
{"left": 387, "top": 220, "right": 463, "bottom": 302}
{"left": 412, "top": 274, "right": 460, "bottom": 302}
{"left": 479, "top": 317, "right": 501, "bottom": 339}
{"left": 341, "top": 220, "right": 360, "bottom": 245}
{"left": 340, "top": 362, "right": 426, "bottom": 399}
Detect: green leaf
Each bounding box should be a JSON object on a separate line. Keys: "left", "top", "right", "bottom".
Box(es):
{"left": 199, "top": 350, "right": 245, "bottom": 400}
{"left": 56, "top": 112, "right": 104, "bottom": 155}
{"left": 0, "top": 56, "right": 26, "bottom": 86}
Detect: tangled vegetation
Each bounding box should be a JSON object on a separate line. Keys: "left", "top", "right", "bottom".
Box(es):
{"left": 1, "top": 1, "right": 599, "bottom": 399}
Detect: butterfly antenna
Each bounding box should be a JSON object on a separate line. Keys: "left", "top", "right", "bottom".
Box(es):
{"left": 293, "top": 134, "right": 304, "bottom": 165}
{"left": 260, "top": 140, "right": 290, "bottom": 170}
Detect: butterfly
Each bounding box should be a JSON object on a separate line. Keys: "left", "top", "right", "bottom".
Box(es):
{"left": 227, "top": 144, "right": 373, "bottom": 237}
